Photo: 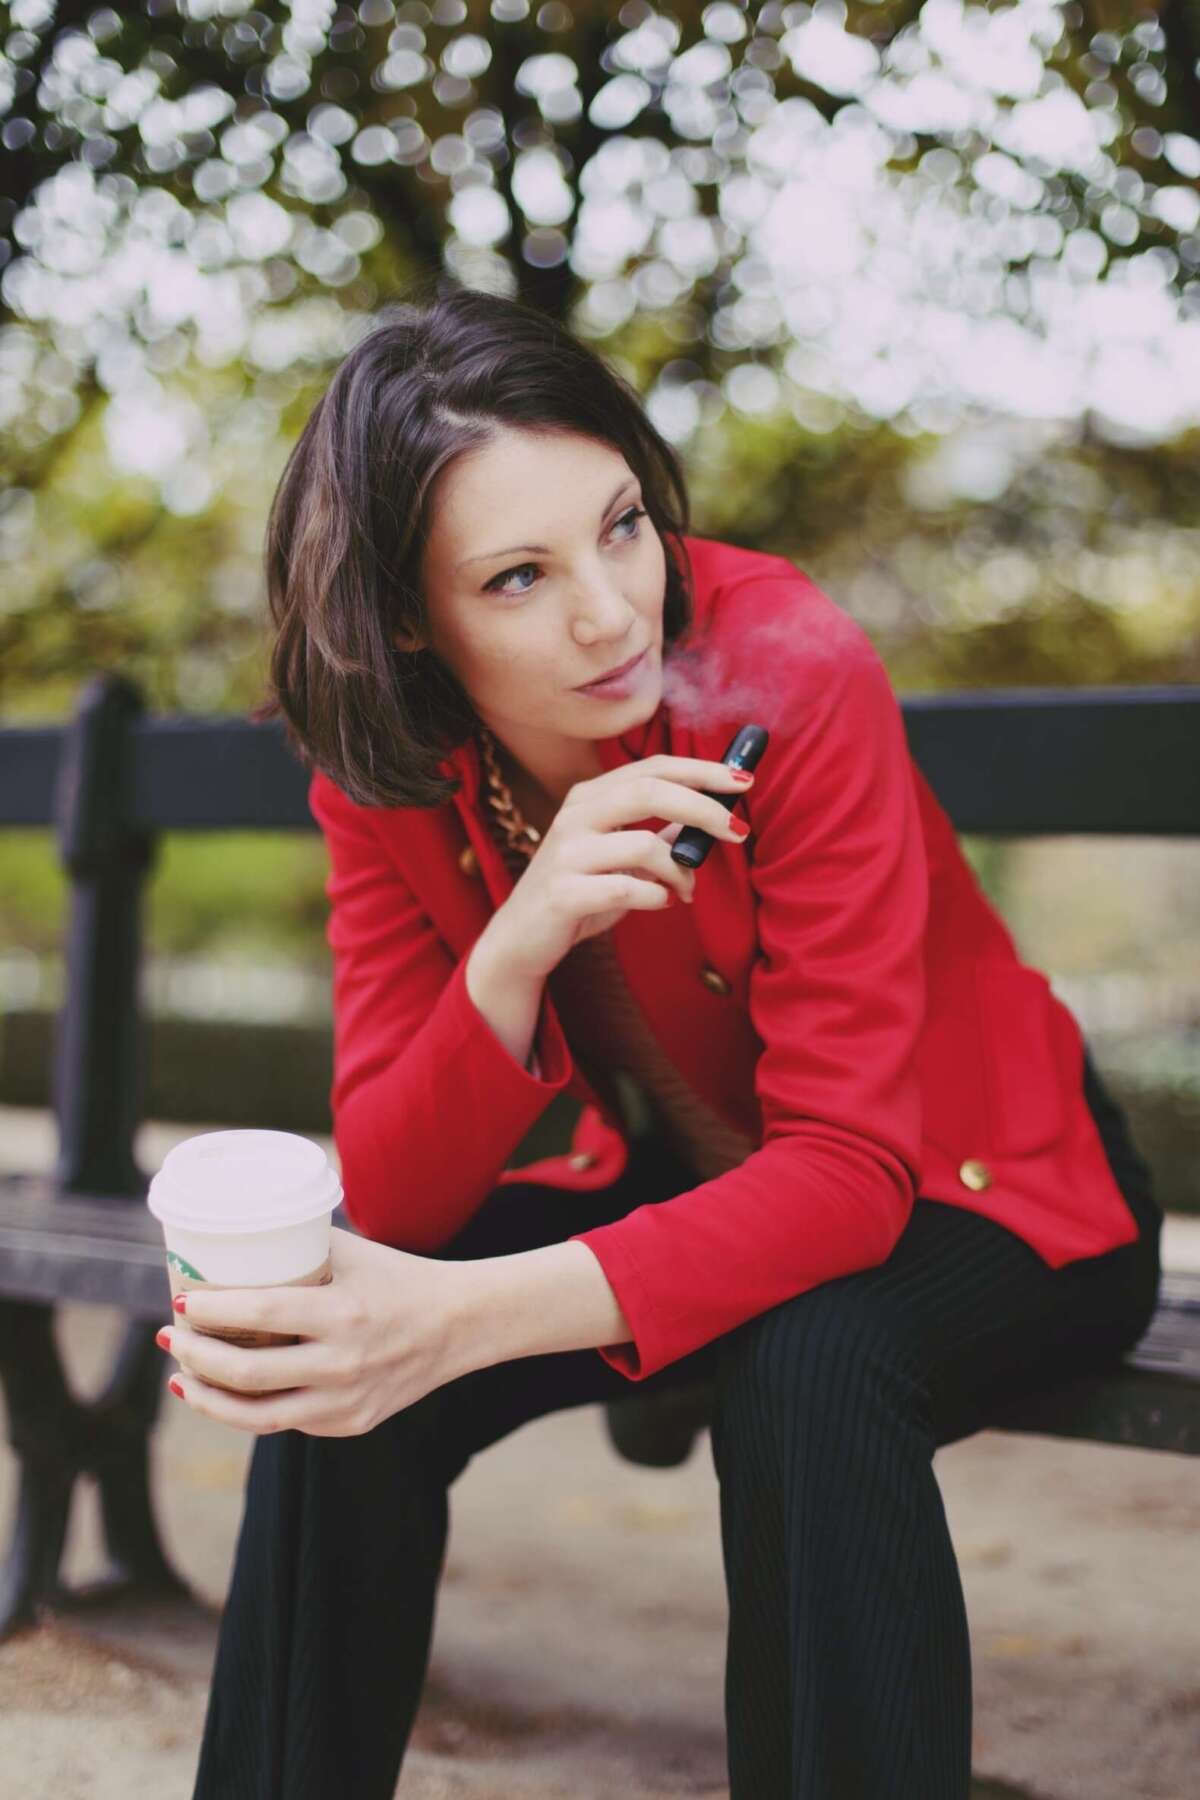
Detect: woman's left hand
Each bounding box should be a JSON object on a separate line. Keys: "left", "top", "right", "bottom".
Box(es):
{"left": 158, "top": 1226, "right": 480, "bottom": 1438}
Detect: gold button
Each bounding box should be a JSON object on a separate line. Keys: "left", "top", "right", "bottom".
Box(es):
{"left": 458, "top": 844, "right": 479, "bottom": 876}
{"left": 959, "top": 1158, "right": 992, "bottom": 1192}
{"left": 699, "top": 966, "right": 730, "bottom": 996}
{"left": 568, "top": 1151, "right": 598, "bottom": 1171}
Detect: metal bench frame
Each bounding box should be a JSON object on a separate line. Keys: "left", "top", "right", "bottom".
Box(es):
{"left": 0, "top": 673, "right": 1197, "bottom": 1637}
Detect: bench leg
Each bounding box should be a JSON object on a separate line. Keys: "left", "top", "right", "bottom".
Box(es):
{"left": 0, "top": 1299, "right": 191, "bottom": 1640}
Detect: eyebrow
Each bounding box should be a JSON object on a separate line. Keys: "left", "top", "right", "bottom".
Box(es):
{"left": 455, "top": 478, "right": 639, "bottom": 572}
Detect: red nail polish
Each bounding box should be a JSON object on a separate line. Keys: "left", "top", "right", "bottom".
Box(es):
{"left": 155, "top": 1328, "right": 171, "bottom": 1351}
{"left": 729, "top": 817, "right": 750, "bottom": 839}
{"left": 168, "top": 1378, "right": 184, "bottom": 1399}
{"left": 730, "top": 770, "right": 753, "bottom": 782}
{"left": 172, "top": 1294, "right": 187, "bottom": 1314}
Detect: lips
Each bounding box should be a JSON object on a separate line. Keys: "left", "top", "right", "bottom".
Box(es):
{"left": 575, "top": 648, "right": 646, "bottom": 690}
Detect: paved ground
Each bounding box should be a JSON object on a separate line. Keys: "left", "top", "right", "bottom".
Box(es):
{"left": 1, "top": 1108, "right": 1197, "bottom": 1798}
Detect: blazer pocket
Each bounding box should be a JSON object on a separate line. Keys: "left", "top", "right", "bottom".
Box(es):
{"left": 973, "top": 960, "right": 1069, "bottom": 1156}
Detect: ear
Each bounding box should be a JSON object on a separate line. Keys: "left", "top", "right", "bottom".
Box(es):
{"left": 393, "top": 629, "right": 426, "bottom": 654}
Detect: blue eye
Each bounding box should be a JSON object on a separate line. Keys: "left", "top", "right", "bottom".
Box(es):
{"left": 484, "top": 505, "right": 647, "bottom": 597}
{"left": 488, "top": 562, "right": 538, "bottom": 596}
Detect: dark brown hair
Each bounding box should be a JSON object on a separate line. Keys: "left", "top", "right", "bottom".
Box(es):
{"left": 253, "top": 275, "right": 695, "bottom": 809}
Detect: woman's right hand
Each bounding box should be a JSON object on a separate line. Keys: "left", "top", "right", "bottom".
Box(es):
{"left": 488, "top": 755, "right": 755, "bottom": 983}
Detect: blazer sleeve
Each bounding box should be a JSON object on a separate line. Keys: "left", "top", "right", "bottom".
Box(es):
{"left": 308, "top": 771, "right": 574, "bottom": 1249}
{"left": 567, "top": 604, "right": 929, "bottom": 1380}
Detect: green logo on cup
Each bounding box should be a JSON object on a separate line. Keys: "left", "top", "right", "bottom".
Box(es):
{"left": 167, "top": 1251, "right": 207, "bottom": 1283}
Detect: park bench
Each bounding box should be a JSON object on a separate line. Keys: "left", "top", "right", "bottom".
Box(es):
{"left": 0, "top": 671, "right": 1197, "bottom": 1639}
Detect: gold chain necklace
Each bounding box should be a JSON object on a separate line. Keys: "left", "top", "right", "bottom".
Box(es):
{"left": 476, "top": 726, "right": 542, "bottom": 872}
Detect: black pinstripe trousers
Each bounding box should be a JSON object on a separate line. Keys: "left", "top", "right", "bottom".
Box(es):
{"left": 191, "top": 1049, "right": 1162, "bottom": 1800}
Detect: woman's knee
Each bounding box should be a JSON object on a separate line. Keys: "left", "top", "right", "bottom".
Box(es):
{"left": 714, "top": 1277, "right": 933, "bottom": 1435}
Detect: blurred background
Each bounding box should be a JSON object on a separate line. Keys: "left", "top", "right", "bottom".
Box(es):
{"left": 1, "top": 0, "right": 1197, "bottom": 1189}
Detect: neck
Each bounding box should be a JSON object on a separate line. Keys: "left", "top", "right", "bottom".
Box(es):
{"left": 482, "top": 726, "right": 604, "bottom": 813}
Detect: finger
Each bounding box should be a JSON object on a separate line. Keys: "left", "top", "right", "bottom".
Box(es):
{"left": 569, "top": 872, "right": 676, "bottom": 914}
{"left": 175, "top": 1281, "right": 334, "bottom": 1341}
{"left": 652, "top": 838, "right": 697, "bottom": 899}
{"left": 576, "top": 828, "right": 691, "bottom": 882}
{"left": 643, "top": 756, "right": 754, "bottom": 789}
{"left": 165, "top": 1321, "right": 331, "bottom": 1394}
{"left": 590, "top": 776, "right": 748, "bottom": 840}
{"left": 636, "top": 781, "right": 752, "bottom": 842}
{"left": 588, "top": 833, "right": 694, "bottom": 901}
{"left": 169, "top": 1369, "right": 328, "bottom": 1436}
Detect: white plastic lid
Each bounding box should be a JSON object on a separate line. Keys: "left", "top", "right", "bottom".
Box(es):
{"left": 146, "top": 1129, "right": 342, "bottom": 1236}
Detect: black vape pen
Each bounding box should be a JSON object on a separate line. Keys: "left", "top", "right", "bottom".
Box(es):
{"left": 670, "top": 724, "right": 769, "bottom": 869}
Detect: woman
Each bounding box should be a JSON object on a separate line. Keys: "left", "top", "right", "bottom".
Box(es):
{"left": 168, "top": 281, "right": 1162, "bottom": 1799}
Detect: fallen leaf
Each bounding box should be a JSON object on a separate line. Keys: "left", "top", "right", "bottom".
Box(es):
{"left": 958, "top": 1537, "right": 1014, "bottom": 1567}
{"left": 986, "top": 1632, "right": 1047, "bottom": 1658}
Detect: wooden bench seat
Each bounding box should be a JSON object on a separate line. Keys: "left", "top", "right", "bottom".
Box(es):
{"left": 4, "top": 1172, "right": 1192, "bottom": 1482}
{"left": 603, "top": 1270, "right": 1200, "bottom": 1467}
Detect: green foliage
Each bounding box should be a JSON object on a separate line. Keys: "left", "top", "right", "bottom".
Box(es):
{"left": 0, "top": 829, "right": 330, "bottom": 967}
{"left": 145, "top": 832, "right": 331, "bottom": 961}
{"left": 0, "top": 832, "right": 65, "bottom": 957}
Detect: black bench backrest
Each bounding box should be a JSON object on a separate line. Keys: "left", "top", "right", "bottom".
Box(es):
{"left": 1, "top": 675, "right": 1197, "bottom": 1199}
{"left": 3, "top": 678, "right": 1198, "bottom": 836}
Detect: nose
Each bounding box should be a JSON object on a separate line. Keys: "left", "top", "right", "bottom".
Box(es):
{"left": 571, "top": 573, "right": 639, "bottom": 645}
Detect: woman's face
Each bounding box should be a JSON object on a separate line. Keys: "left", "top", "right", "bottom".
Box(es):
{"left": 410, "top": 427, "right": 667, "bottom": 785}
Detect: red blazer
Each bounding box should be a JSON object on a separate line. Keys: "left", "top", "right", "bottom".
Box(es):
{"left": 308, "top": 535, "right": 1139, "bottom": 1381}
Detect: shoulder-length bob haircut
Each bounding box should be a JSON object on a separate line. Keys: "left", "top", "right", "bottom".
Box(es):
{"left": 254, "top": 277, "right": 695, "bottom": 811}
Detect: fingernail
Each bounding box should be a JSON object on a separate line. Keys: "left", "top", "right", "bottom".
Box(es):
{"left": 730, "top": 770, "right": 753, "bottom": 783}
{"left": 729, "top": 817, "right": 751, "bottom": 839}
{"left": 168, "top": 1378, "right": 184, "bottom": 1399}
{"left": 173, "top": 1294, "right": 187, "bottom": 1314}
{"left": 155, "top": 1328, "right": 171, "bottom": 1351}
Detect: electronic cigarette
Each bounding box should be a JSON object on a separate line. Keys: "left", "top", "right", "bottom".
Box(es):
{"left": 670, "top": 724, "right": 769, "bottom": 869}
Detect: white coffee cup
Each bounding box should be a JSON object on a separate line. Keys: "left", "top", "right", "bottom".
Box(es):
{"left": 147, "top": 1128, "right": 342, "bottom": 1354}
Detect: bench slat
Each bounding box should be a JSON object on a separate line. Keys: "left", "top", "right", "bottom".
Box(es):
{"left": 959, "top": 1273, "right": 1200, "bottom": 1455}
{"left": 0, "top": 1176, "right": 352, "bottom": 1317}
{"left": 988, "top": 1367, "right": 1200, "bottom": 1455}
{"left": 3, "top": 690, "right": 1198, "bottom": 834}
